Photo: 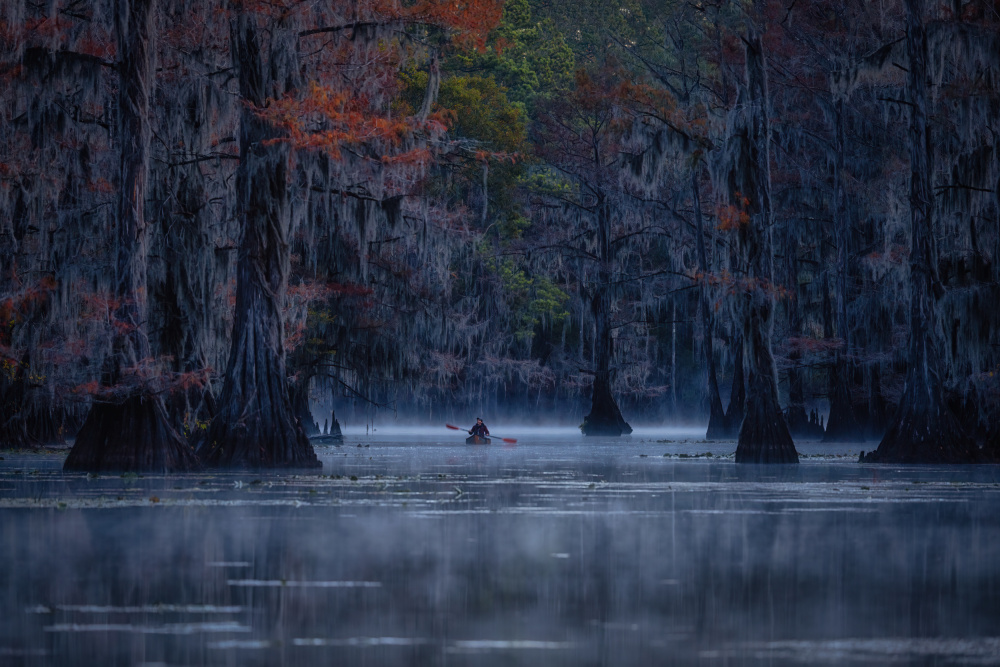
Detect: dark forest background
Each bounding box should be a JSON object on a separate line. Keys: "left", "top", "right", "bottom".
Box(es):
{"left": 2, "top": 0, "right": 999, "bottom": 467}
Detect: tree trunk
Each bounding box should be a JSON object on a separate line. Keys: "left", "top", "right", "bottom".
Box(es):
{"left": 824, "top": 99, "right": 864, "bottom": 443}
{"left": 693, "top": 169, "right": 728, "bottom": 440}
{"left": 986, "top": 421, "right": 1000, "bottom": 462}
{"left": 292, "top": 376, "right": 320, "bottom": 437}
{"left": 200, "top": 13, "right": 319, "bottom": 468}
{"left": 852, "top": 363, "right": 891, "bottom": 439}
{"left": 582, "top": 195, "right": 631, "bottom": 436}
{"left": 582, "top": 289, "right": 632, "bottom": 435}
{"left": 732, "top": 20, "right": 797, "bottom": 463}
{"left": 825, "top": 363, "right": 863, "bottom": 441}
{"left": 861, "top": 0, "right": 977, "bottom": 463}
{"left": 670, "top": 299, "right": 677, "bottom": 416}
{"left": 65, "top": 0, "right": 196, "bottom": 472}
{"left": 723, "top": 333, "right": 746, "bottom": 437}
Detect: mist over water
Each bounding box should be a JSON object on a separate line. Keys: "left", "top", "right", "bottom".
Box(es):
{"left": 3, "top": 432, "right": 1000, "bottom": 666}
{"left": 345, "top": 424, "right": 708, "bottom": 440}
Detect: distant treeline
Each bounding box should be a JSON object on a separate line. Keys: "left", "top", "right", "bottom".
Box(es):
{"left": 1, "top": 0, "right": 998, "bottom": 467}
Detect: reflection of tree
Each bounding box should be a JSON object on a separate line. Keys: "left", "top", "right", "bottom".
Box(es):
{"left": 6, "top": 468, "right": 1000, "bottom": 663}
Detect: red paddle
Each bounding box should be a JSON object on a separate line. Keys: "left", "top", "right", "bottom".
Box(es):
{"left": 445, "top": 423, "right": 517, "bottom": 444}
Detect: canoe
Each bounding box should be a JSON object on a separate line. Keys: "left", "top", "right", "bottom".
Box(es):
{"left": 466, "top": 435, "right": 491, "bottom": 445}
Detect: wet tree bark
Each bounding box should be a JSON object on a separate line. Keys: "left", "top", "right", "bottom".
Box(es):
{"left": 986, "top": 428, "right": 1000, "bottom": 462}
{"left": 582, "top": 194, "right": 631, "bottom": 436}
{"left": 693, "top": 169, "right": 727, "bottom": 440}
{"left": 825, "top": 362, "right": 863, "bottom": 441}
{"left": 861, "top": 0, "right": 977, "bottom": 463}
{"left": 199, "top": 13, "right": 319, "bottom": 468}
{"left": 582, "top": 297, "right": 632, "bottom": 436}
{"left": 291, "top": 376, "right": 320, "bottom": 437}
{"left": 732, "top": 21, "right": 797, "bottom": 463}
{"left": 65, "top": 0, "right": 196, "bottom": 472}
{"left": 724, "top": 335, "right": 746, "bottom": 437}
{"left": 824, "top": 99, "right": 864, "bottom": 442}
{"left": 859, "top": 364, "right": 891, "bottom": 439}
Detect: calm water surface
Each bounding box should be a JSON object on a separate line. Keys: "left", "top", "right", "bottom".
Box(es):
{"left": 2, "top": 427, "right": 1000, "bottom": 666}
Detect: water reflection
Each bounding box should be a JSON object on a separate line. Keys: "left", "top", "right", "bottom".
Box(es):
{"left": 2, "top": 433, "right": 1000, "bottom": 665}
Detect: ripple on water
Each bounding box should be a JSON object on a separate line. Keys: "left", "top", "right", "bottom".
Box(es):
{"left": 702, "top": 637, "right": 1000, "bottom": 664}
{"left": 446, "top": 639, "right": 574, "bottom": 652}
{"left": 293, "top": 637, "right": 431, "bottom": 647}
{"left": 28, "top": 604, "right": 244, "bottom": 614}
{"left": 43, "top": 622, "right": 250, "bottom": 634}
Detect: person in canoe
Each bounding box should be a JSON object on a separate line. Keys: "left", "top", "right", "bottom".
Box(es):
{"left": 446, "top": 420, "right": 514, "bottom": 444}
{"left": 469, "top": 418, "right": 490, "bottom": 438}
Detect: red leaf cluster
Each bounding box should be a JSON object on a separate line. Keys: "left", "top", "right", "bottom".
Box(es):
{"left": 716, "top": 193, "right": 751, "bottom": 230}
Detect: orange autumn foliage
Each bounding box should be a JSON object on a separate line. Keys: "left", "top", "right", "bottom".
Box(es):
{"left": 399, "top": 0, "right": 504, "bottom": 51}
{"left": 264, "top": 83, "right": 440, "bottom": 160}
{"left": 259, "top": 0, "right": 503, "bottom": 161}
{"left": 716, "top": 193, "right": 751, "bottom": 230}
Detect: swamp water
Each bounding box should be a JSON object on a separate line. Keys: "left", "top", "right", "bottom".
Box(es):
{"left": 2, "top": 427, "right": 1000, "bottom": 666}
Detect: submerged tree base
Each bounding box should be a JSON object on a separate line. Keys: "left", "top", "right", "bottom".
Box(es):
{"left": 200, "top": 408, "right": 320, "bottom": 469}
{"left": 985, "top": 428, "right": 1000, "bottom": 463}
{"left": 198, "top": 342, "right": 322, "bottom": 470}
{"left": 581, "top": 416, "right": 633, "bottom": 437}
{"left": 735, "top": 378, "right": 798, "bottom": 463}
{"left": 64, "top": 395, "right": 198, "bottom": 472}
{"left": 704, "top": 404, "right": 732, "bottom": 441}
{"left": 581, "top": 384, "right": 632, "bottom": 437}
{"left": 199, "top": 428, "right": 320, "bottom": 469}
{"left": 859, "top": 404, "right": 980, "bottom": 464}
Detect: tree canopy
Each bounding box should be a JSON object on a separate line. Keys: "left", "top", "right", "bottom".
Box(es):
{"left": 2, "top": 0, "right": 999, "bottom": 465}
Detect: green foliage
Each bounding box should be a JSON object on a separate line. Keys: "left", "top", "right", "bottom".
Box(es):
{"left": 520, "top": 166, "right": 575, "bottom": 197}
{"left": 395, "top": 67, "right": 430, "bottom": 116}
{"left": 397, "top": 70, "right": 526, "bottom": 157}
{"left": 499, "top": 213, "right": 531, "bottom": 239}
{"left": 449, "top": 0, "right": 575, "bottom": 111}
{"left": 485, "top": 252, "right": 570, "bottom": 341}
{"left": 437, "top": 75, "right": 527, "bottom": 153}
{"left": 529, "top": 0, "right": 646, "bottom": 67}
{"left": 398, "top": 66, "right": 529, "bottom": 232}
